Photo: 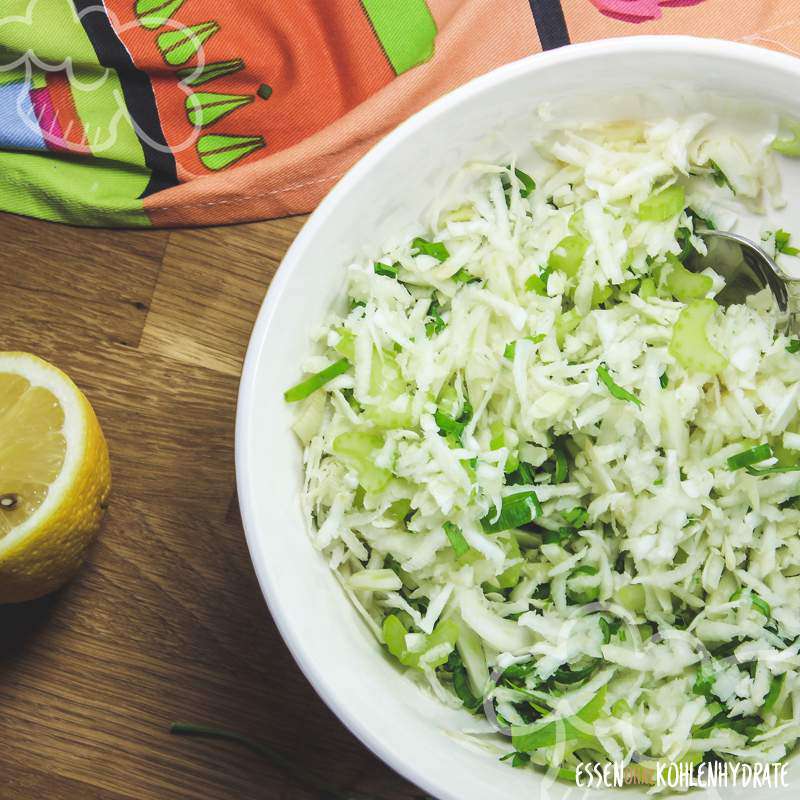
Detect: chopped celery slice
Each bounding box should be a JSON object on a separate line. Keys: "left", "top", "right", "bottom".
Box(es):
{"left": 669, "top": 299, "right": 727, "bottom": 374}
{"left": 364, "top": 350, "right": 411, "bottom": 428}
{"left": 382, "top": 615, "right": 459, "bottom": 669}
{"left": 332, "top": 431, "right": 391, "bottom": 493}
{"left": 284, "top": 358, "right": 350, "bottom": 402}
{"left": 638, "top": 277, "right": 656, "bottom": 299}
{"left": 772, "top": 119, "right": 800, "bottom": 156}
{"left": 617, "top": 583, "right": 645, "bottom": 613}
{"left": 548, "top": 234, "right": 589, "bottom": 278}
{"left": 639, "top": 184, "right": 685, "bottom": 222}
{"left": 334, "top": 328, "right": 355, "bottom": 360}
{"left": 665, "top": 254, "right": 712, "bottom": 302}
{"left": 555, "top": 308, "right": 581, "bottom": 347}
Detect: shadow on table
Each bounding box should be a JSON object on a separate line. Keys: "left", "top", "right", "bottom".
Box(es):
{"left": 0, "top": 592, "right": 61, "bottom": 660}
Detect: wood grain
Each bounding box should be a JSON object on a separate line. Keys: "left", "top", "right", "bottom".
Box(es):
{"left": 0, "top": 212, "right": 424, "bottom": 800}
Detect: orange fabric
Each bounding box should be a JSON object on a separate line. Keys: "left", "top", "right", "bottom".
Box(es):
{"left": 143, "top": 0, "right": 540, "bottom": 225}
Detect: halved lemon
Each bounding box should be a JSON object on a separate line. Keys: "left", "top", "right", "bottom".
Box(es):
{"left": 0, "top": 352, "right": 110, "bottom": 603}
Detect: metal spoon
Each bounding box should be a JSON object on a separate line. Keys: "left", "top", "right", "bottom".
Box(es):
{"left": 691, "top": 228, "right": 795, "bottom": 313}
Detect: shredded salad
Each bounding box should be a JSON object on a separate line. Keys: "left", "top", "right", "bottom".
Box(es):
{"left": 285, "top": 115, "right": 800, "bottom": 781}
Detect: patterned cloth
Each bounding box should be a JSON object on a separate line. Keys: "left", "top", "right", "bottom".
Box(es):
{"left": 0, "top": 1, "right": 798, "bottom": 227}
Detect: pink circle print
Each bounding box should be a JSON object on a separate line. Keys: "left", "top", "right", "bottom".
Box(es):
{"left": 589, "top": 0, "right": 706, "bottom": 23}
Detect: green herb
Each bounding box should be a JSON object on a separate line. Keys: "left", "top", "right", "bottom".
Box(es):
{"left": 693, "top": 664, "right": 716, "bottom": 699}
{"left": 786, "top": 339, "right": 800, "bottom": 354}
{"left": 411, "top": 236, "right": 449, "bottom": 262}
{"left": 562, "top": 507, "right": 588, "bottom": 528}
{"left": 481, "top": 491, "right": 542, "bottom": 533}
{"left": 751, "top": 594, "right": 771, "bottom": 618}
{"left": 709, "top": 160, "right": 735, "bottom": 193}
{"left": 284, "top": 358, "right": 350, "bottom": 402}
{"left": 543, "top": 527, "right": 573, "bottom": 545}
{"left": 373, "top": 261, "right": 399, "bottom": 278}
{"left": 775, "top": 229, "right": 800, "bottom": 257}
{"left": 553, "top": 660, "right": 599, "bottom": 685}
{"left": 425, "top": 296, "right": 446, "bottom": 337}
{"left": 452, "top": 268, "right": 481, "bottom": 284}
{"left": 599, "top": 616, "right": 621, "bottom": 644}
{"left": 443, "top": 522, "right": 470, "bottom": 558}
{"left": 501, "top": 660, "right": 537, "bottom": 684}
{"left": 676, "top": 227, "right": 695, "bottom": 261}
{"left": 597, "top": 363, "right": 642, "bottom": 407}
{"left": 726, "top": 443, "right": 773, "bottom": 471}
{"left": 434, "top": 410, "right": 466, "bottom": 441}
{"left": 525, "top": 267, "right": 551, "bottom": 295}
{"left": 512, "top": 167, "right": 536, "bottom": 198}
{"left": 659, "top": 371, "right": 669, "bottom": 389}
{"left": 512, "top": 461, "right": 536, "bottom": 485}
{"left": 444, "top": 650, "right": 482, "bottom": 712}
{"left": 500, "top": 751, "right": 532, "bottom": 768}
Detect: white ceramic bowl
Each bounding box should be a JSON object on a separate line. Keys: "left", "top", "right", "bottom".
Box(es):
{"left": 237, "top": 37, "right": 800, "bottom": 800}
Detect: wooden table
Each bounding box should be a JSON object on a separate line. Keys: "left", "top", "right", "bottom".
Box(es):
{"left": 0, "top": 212, "right": 424, "bottom": 800}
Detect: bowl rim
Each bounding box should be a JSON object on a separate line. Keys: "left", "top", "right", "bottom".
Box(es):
{"left": 236, "top": 35, "right": 800, "bottom": 799}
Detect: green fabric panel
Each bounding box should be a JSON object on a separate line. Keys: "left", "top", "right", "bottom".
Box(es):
{"left": 0, "top": 151, "right": 149, "bottom": 227}
{"left": 0, "top": 67, "right": 45, "bottom": 88}
{"left": 361, "top": 0, "right": 437, "bottom": 75}
{"left": 0, "top": 0, "right": 151, "bottom": 226}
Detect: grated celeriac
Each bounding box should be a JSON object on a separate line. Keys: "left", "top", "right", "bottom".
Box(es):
{"left": 287, "top": 114, "right": 800, "bottom": 782}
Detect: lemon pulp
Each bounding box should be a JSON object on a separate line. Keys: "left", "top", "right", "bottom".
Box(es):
{"left": 0, "top": 373, "right": 66, "bottom": 536}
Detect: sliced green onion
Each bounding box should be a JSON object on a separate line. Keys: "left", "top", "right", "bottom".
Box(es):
{"left": 639, "top": 184, "right": 685, "bottom": 222}
{"left": 669, "top": 299, "right": 728, "bottom": 374}
{"left": 745, "top": 463, "right": 800, "bottom": 475}
{"left": 751, "top": 594, "right": 771, "bottom": 618}
{"left": 373, "top": 261, "right": 399, "bottom": 278}
{"left": 775, "top": 229, "right": 800, "bottom": 257}
{"left": 443, "top": 522, "right": 470, "bottom": 558}
{"left": 511, "top": 686, "right": 605, "bottom": 753}
{"left": 552, "top": 443, "right": 568, "bottom": 483}
{"left": 597, "top": 363, "right": 642, "bottom": 407}
{"left": 481, "top": 491, "right": 542, "bottom": 534}
{"left": 412, "top": 236, "right": 449, "bottom": 262}
{"left": 452, "top": 268, "right": 481, "bottom": 284}
{"left": 762, "top": 674, "right": 785, "bottom": 715}
{"left": 514, "top": 462, "right": 536, "bottom": 485}
{"left": 726, "top": 443, "right": 773, "bottom": 471}
{"left": 548, "top": 234, "right": 589, "bottom": 278}
{"left": 284, "top": 358, "right": 350, "bottom": 402}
